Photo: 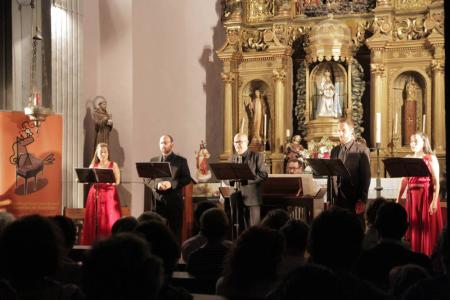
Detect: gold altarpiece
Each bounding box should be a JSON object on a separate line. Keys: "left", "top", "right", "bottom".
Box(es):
{"left": 217, "top": 0, "right": 445, "bottom": 174}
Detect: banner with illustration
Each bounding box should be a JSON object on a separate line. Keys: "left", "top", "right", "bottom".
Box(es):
{"left": 0, "top": 112, "right": 62, "bottom": 217}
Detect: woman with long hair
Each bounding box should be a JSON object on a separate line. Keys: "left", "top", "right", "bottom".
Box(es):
{"left": 82, "top": 143, "right": 122, "bottom": 245}
{"left": 396, "top": 132, "right": 443, "bottom": 256}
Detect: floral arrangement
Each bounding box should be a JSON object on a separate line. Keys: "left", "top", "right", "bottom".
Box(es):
{"left": 306, "top": 136, "right": 336, "bottom": 159}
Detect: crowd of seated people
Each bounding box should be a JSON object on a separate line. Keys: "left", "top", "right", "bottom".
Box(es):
{"left": 0, "top": 199, "right": 447, "bottom": 300}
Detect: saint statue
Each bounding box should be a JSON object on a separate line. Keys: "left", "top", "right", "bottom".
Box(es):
{"left": 195, "top": 141, "right": 211, "bottom": 182}
{"left": 405, "top": 77, "right": 418, "bottom": 102}
{"left": 285, "top": 135, "right": 305, "bottom": 161}
{"left": 245, "top": 89, "right": 269, "bottom": 145}
{"left": 316, "top": 68, "right": 342, "bottom": 118}
{"left": 93, "top": 97, "right": 113, "bottom": 146}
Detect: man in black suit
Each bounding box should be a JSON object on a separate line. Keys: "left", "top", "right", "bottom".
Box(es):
{"left": 330, "top": 118, "right": 371, "bottom": 214}
{"left": 145, "top": 134, "right": 191, "bottom": 242}
{"left": 231, "top": 133, "right": 268, "bottom": 226}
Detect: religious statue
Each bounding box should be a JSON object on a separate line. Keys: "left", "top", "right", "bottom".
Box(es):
{"left": 285, "top": 135, "right": 305, "bottom": 161}
{"left": 245, "top": 89, "right": 269, "bottom": 145}
{"left": 402, "top": 76, "right": 418, "bottom": 145}
{"left": 195, "top": 141, "right": 211, "bottom": 182}
{"left": 405, "top": 77, "right": 418, "bottom": 102}
{"left": 316, "top": 68, "right": 342, "bottom": 118}
{"left": 93, "top": 96, "right": 113, "bottom": 146}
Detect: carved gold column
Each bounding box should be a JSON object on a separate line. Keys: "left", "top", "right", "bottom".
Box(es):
{"left": 370, "top": 63, "right": 385, "bottom": 145}
{"left": 272, "top": 69, "right": 287, "bottom": 173}
{"left": 431, "top": 59, "right": 445, "bottom": 151}
{"left": 376, "top": 0, "right": 392, "bottom": 8}
{"left": 221, "top": 72, "right": 235, "bottom": 159}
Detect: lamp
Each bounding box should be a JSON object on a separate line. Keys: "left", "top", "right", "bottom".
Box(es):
{"left": 24, "top": 0, "right": 51, "bottom": 132}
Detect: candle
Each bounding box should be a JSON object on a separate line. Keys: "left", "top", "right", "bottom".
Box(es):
{"left": 376, "top": 112, "right": 381, "bottom": 144}
{"left": 286, "top": 129, "right": 290, "bottom": 138}
{"left": 422, "top": 114, "right": 426, "bottom": 132}
{"left": 394, "top": 113, "right": 398, "bottom": 134}
{"left": 263, "top": 114, "right": 267, "bottom": 139}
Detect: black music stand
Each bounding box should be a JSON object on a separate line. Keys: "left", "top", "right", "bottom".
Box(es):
{"left": 135, "top": 162, "right": 173, "bottom": 211}
{"left": 383, "top": 157, "right": 430, "bottom": 178}
{"left": 306, "top": 158, "right": 351, "bottom": 205}
{"left": 75, "top": 167, "right": 116, "bottom": 240}
{"left": 210, "top": 162, "right": 256, "bottom": 240}
{"left": 383, "top": 157, "right": 431, "bottom": 228}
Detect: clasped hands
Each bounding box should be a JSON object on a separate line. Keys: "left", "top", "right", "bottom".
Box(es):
{"left": 157, "top": 181, "right": 172, "bottom": 191}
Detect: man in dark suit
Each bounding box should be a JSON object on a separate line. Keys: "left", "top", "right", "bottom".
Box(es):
{"left": 145, "top": 134, "right": 191, "bottom": 242}
{"left": 231, "top": 133, "right": 268, "bottom": 226}
{"left": 330, "top": 118, "right": 371, "bottom": 214}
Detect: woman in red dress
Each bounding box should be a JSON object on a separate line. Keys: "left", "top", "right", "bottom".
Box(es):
{"left": 396, "top": 132, "right": 443, "bottom": 256}
{"left": 82, "top": 143, "right": 122, "bottom": 245}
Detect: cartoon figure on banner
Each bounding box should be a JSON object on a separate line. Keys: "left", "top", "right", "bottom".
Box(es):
{"left": 195, "top": 141, "right": 211, "bottom": 182}
{"left": 9, "top": 121, "right": 55, "bottom": 194}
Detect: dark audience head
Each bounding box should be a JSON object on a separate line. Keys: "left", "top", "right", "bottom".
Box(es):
{"left": 83, "top": 233, "right": 161, "bottom": 300}
{"left": 112, "top": 216, "right": 139, "bottom": 234}
{"left": 200, "top": 208, "right": 229, "bottom": 241}
{"left": 365, "top": 197, "right": 387, "bottom": 227}
{"left": 388, "top": 264, "right": 430, "bottom": 299}
{"left": 223, "top": 226, "right": 284, "bottom": 289}
{"left": 134, "top": 221, "right": 180, "bottom": 278}
{"left": 0, "top": 215, "right": 63, "bottom": 281}
{"left": 267, "top": 264, "right": 344, "bottom": 300}
{"left": 280, "top": 219, "right": 309, "bottom": 255}
{"left": 375, "top": 202, "right": 408, "bottom": 240}
{"left": 308, "top": 207, "right": 364, "bottom": 271}
{"left": 261, "top": 208, "right": 290, "bottom": 230}
{"left": 49, "top": 215, "right": 77, "bottom": 252}
{"left": 0, "top": 212, "right": 15, "bottom": 234}
{"left": 193, "top": 201, "right": 217, "bottom": 234}
{"left": 137, "top": 211, "right": 166, "bottom": 224}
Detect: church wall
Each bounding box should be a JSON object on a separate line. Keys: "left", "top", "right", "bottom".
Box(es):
{"left": 83, "top": 0, "right": 224, "bottom": 216}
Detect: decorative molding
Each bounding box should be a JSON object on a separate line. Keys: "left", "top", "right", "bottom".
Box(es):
{"left": 370, "top": 63, "right": 385, "bottom": 75}
{"left": 220, "top": 72, "right": 236, "bottom": 84}
{"left": 272, "top": 69, "right": 287, "bottom": 82}
{"left": 430, "top": 59, "right": 444, "bottom": 73}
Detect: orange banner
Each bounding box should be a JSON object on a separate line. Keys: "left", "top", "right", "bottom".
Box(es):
{"left": 0, "top": 112, "right": 62, "bottom": 217}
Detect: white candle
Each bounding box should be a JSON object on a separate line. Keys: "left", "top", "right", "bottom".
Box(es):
{"left": 286, "top": 129, "right": 290, "bottom": 138}
{"left": 263, "top": 114, "right": 267, "bottom": 139}
{"left": 376, "top": 112, "right": 381, "bottom": 144}
{"left": 422, "top": 114, "right": 426, "bottom": 132}
{"left": 394, "top": 113, "right": 398, "bottom": 134}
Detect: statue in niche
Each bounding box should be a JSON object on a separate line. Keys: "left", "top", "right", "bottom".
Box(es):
{"left": 93, "top": 96, "right": 113, "bottom": 146}
{"left": 402, "top": 76, "right": 418, "bottom": 145}
{"left": 405, "top": 77, "right": 418, "bottom": 102}
{"left": 316, "top": 68, "right": 342, "bottom": 118}
{"left": 245, "top": 89, "right": 270, "bottom": 145}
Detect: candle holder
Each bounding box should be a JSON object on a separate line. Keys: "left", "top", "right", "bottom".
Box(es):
{"left": 375, "top": 142, "right": 383, "bottom": 198}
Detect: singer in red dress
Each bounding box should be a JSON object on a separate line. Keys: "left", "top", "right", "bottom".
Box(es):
{"left": 82, "top": 143, "right": 122, "bottom": 245}
{"left": 396, "top": 132, "right": 443, "bottom": 256}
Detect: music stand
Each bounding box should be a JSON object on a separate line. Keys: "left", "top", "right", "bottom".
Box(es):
{"left": 383, "top": 157, "right": 430, "bottom": 178}
{"left": 210, "top": 162, "right": 256, "bottom": 240}
{"left": 75, "top": 167, "right": 116, "bottom": 241}
{"left": 306, "top": 158, "right": 351, "bottom": 204}
{"left": 135, "top": 162, "right": 173, "bottom": 211}
{"left": 383, "top": 157, "right": 431, "bottom": 229}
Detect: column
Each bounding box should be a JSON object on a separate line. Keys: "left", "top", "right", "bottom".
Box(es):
{"left": 51, "top": 0, "right": 84, "bottom": 208}
{"left": 220, "top": 72, "right": 235, "bottom": 159}
{"left": 370, "top": 63, "right": 385, "bottom": 146}
{"left": 272, "top": 69, "right": 286, "bottom": 173}
{"left": 431, "top": 59, "right": 445, "bottom": 151}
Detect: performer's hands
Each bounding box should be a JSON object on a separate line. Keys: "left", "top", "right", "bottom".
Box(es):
{"left": 157, "top": 181, "right": 172, "bottom": 191}
{"left": 429, "top": 200, "right": 438, "bottom": 215}
{"left": 355, "top": 200, "right": 366, "bottom": 215}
